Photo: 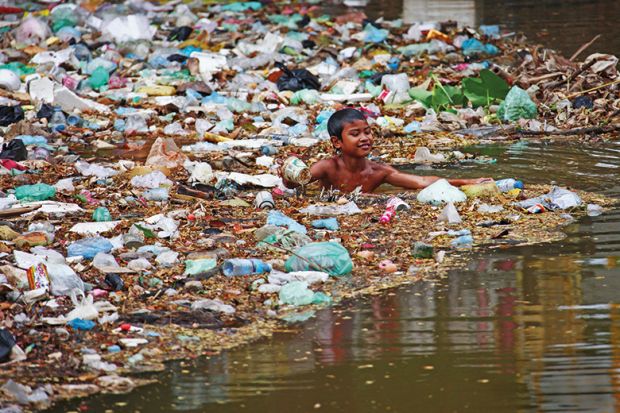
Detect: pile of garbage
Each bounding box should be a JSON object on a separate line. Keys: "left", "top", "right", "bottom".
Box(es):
{"left": 0, "top": 0, "right": 615, "bottom": 410}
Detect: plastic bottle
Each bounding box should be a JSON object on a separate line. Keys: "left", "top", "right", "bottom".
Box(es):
{"left": 66, "top": 114, "right": 82, "bottom": 127}
{"left": 222, "top": 259, "right": 272, "bottom": 276}
{"left": 260, "top": 145, "right": 278, "bottom": 156}
{"left": 495, "top": 178, "right": 524, "bottom": 193}
{"left": 49, "top": 107, "right": 67, "bottom": 132}
{"left": 379, "top": 205, "right": 396, "bottom": 224}
{"left": 14, "top": 183, "right": 56, "bottom": 201}
{"left": 92, "top": 207, "right": 112, "bottom": 222}
{"left": 254, "top": 191, "right": 275, "bottom": 209}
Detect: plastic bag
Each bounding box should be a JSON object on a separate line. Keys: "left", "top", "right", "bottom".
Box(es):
{"left": 363, "top": 24, "right": 388, "bottom": 43}
{"left": 275, "top": 62, "right": 321, "bottom": 92}
{"left": 67, "top": 237, "right": 113, "bottom": 259}
{"left": 0, "top": 106, "right": 24, "bottom": 127}
{"left": 279, "top": 281, "right": 314, "bottom": 306}
{"left": 416, "top": 179, "right": 467, "bottom": 205}
{"left": 48, "top": 263, "right": 84, "bottom": 296}
{"left": 0, "top": 139, "right": 27, "bottom": 161}
{"left": 285, "top": 242, "right": 353, "bottom": 276}
{"left": 437, "top": 202, "right": 462, "bottom": 224}
{"left": 14, "top": 16, "right": 50, "bottom": 45}
{"left": 0, "top": 69, "right": 21, "bottom": 91}
{"left": 168, "top": 26, "right": 193, "bottom": 41}
{"left": 66, "top": 289, "right": 98, "bottom": 321}
{"left": 267, "top": 210, "right": 307, "bottom": 234}
{"left": 0, "top": 329, "right": 16, "bottom": 363}
{"left": 14, "top": 183, "right": 56, "bottom": 201}
{"left": 145, "top": 137, "right": 188, "bottom": 168}
{"left": 497, "top": 86, "right": 537, "bottom": 122}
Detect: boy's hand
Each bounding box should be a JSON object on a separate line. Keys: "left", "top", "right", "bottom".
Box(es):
{"left": 472, "top": 177, "right": 494, "bottom": 184}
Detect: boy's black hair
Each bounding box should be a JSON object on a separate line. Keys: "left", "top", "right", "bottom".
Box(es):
{"left": 327, "top": 108, "right": 367, "bottom": 140}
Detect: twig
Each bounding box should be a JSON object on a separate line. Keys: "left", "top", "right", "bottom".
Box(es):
{"left": 545, "top": 59, "right": 597, "bottom": 89}
{"left": 566, "top": 78, "right": 620, "bottom": 99}
{"left": 570, "top": 34, "right": 601, "bottom": 61}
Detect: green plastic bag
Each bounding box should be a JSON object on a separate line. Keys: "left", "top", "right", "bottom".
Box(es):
{"left": 285, "top": 242, "right": 353, "bottom": 276}
{"left": 92, "top": 207, "right": 112, "bottom": 222}
{"left": 14, "top": 183, "right": 56, "bottom": 202}
{"left": 497, "top": 86, "right": 538, "bottom": 121}
{"left": 88, "top": 67, "right": 109, "bottom": 91}
{"left": 279, "top": 281, "right": 314, "bottom": 306}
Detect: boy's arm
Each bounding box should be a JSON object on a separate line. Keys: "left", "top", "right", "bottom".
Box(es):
{"left": 383, "top": 166, "right": 492, "bottom": 189}
{"left": 281, "top": 160, "right": 327, "bottom": 189}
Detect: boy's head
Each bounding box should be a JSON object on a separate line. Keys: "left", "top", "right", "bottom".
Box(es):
{"left": 327, "top": 108, "right": 373, "bottom": 157}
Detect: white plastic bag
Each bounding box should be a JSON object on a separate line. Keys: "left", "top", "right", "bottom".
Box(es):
{"left": 66, "top": 289, "right": 99, "bottom": 321}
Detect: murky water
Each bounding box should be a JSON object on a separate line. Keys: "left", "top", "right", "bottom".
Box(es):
{"left": 50, "top": 141, "right": 620, "bottom": 413}
{"left": 363, "top": 0, "right": 620, "bottom": 57}
{"left": 49, "top": 1, "right": 620, "bottom": 411}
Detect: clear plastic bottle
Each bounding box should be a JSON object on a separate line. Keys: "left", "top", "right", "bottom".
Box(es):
{"left": 495, "top": 178, "right": 524, "bottom": 193}
{"left": 222, "top": 259, "right": 271, "bottom": 276}
{"left": 49, "top": 107, "right": 66, "bottom": 132}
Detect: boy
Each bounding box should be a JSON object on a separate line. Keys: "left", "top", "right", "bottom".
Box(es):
{"left": 283, "top": 108, "right": 492, "bottom": 193}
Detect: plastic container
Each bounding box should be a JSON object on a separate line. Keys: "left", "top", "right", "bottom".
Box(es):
{"left": 255, "top": 191, "right": 275, "bottom": 209}
{"left": 495, "top": 178, "right": 524, "bottom": 193}
{"left": 282, "top": 156, "right": 311, "bottom": 185}
{"left": 222, "top": 259, "right": 272, "bottom": 277}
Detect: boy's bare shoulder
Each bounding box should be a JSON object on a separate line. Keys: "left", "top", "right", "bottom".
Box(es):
{"left": 314, "top": 156, "right": 339, "bottom": 169}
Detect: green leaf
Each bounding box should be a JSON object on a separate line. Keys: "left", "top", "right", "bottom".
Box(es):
{"left": 461, "top": 69, "right": 510, "bottom": 107}
{"left": 134, "top": 224, "right": 156, "bottom": 239}
{"left": 408, "top": 86, "right": 433, "bottom": 108}
{"left": 431, "top": 84, "right": 464, "bottom": 112}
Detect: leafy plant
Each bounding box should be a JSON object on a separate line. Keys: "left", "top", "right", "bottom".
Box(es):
{"left": 461, "top": 69, "right": 510, "bottom": 107}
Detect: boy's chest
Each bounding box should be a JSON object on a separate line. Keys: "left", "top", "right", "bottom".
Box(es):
{"left": 326, "top": 167, "right": 383, "bottom": 192}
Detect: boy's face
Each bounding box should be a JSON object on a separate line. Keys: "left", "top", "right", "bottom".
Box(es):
{"left": 331, "top": 119, "right": 373, "bottom": 157}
